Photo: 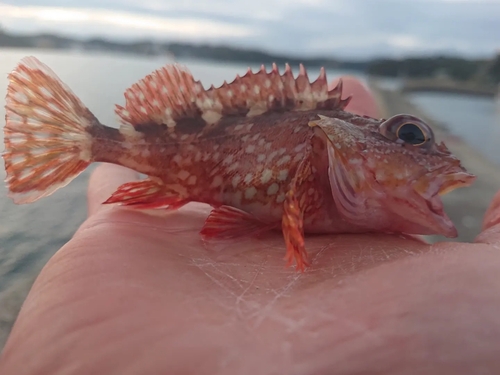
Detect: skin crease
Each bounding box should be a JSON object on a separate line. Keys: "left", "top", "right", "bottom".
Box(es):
{"left": 1, "top": 77, "right": 500, "bottom": 375}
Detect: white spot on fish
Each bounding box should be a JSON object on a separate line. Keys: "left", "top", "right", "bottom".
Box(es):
{"left": 252, "top": 133, "right": 260, "bottom": 141}
{"left": 253, "top": 85, "right": 260, "bottom": 94}
{"left": 40, "top": 87, "right": 53, "bottom": 99}
{"left": 119, "top": 123, "right": 143, "bottom": 139}
{"left": 212, "top": 152, "right": 220, "bottom": 161}
{"left": 14, "top": 91, "right": 29, "bottom": 104}
{"left": 211, "top": 175, "right": 223, "bottom": 188}
{"left": 265, "top": 79, "right": 271, "bottom": 88}
{"left": 267, "top": 150, "right": 278, "bottom": 162}
{"left": 258, "top": 139, "right": 265, "bottom": 146}
{"left": 181, "top": 134, "right": 190, "bottom": 141}
{"left": 10, "top": 133, "right": 27, "bottom": 144}
{"left": 244, "top": 173, "right": 253, "bottom": 184}
{"left": 277, "top": 155, "right": 291, "bottom": 166}
{"left": 245, "top": 187, "right": 257, "bottom": 199}
{"left": 178, "top": 170, "right": 190, "bottom": 181}
{"left": 245, "top": 145, "right": 255, "bottom": 154}
{"left": 294, "top": 126, "right": 302, "bottom": 133}
{"left": 187, "top": 175, "right": 197, "bottom": 185}
{"left": 228, "top": 162, "right": 239, "bottom": 171}
{"left": 246, "top": 123, "right": 254, "bottom": 131}
{"left": 173, "top": 155, "right": 183, "bottom": 165}
{"left": 202, "top": 110, "right": 222, "bottom": 124}
{"left": 223, "top": 155, "right": 233, "bottom": 165}
{"left": 232, "top": 175, "right": 241, "bottom": 188}
{"left": 278, "top": 169, "right": 288, "bottom": 181}
{"left": 257, "top": 154, "right": 266, "bottom": 163}
{"left": 294, "top": 143, "right": 306, "bottom": 152}
{"left": 276, "top": 192, "right": 286, "bottom": 203}
{"left": 278, "top": 148, "right": 286, "bottom": 155}
{"left": 267, "top": 183, "right": 279, "bottom": 196}
{"left": 293, "top": 152, "right": 304, "bottom": 162}
{"left": 261, "top": 169, "right": 273, "bottom": 184}
{"left": 235, "top": 124, "right": 245, "bottom": 131}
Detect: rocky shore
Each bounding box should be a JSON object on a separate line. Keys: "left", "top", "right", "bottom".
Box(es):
{"left": 369, "top": 79, "right": 500, "bottom": 243}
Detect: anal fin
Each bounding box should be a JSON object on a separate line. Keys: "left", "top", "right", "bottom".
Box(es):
{"left": 200, "top": 205, "right": 278, "bottom": 239}
{"left": 103, "top": 178, "right": 187, "bottom": 210}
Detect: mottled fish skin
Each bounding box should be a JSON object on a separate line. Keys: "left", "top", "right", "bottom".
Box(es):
{"left": 3, "top": 57, "right": 475, "bottom": 271}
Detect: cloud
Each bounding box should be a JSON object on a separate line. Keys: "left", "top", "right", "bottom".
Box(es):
{"left": 0, "top": 0, "right": 499, "bottom": 59}
{"left": 0, "top": 3, "right": 255, "bottom": 41}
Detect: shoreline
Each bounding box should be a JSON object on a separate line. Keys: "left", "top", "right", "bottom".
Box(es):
{"left": 368, "top": 79, "right": 500, "bottom": 243}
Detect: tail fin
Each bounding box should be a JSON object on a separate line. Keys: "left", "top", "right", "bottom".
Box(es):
{"left": 3, "top": 56, "right": 97, "bottom": 204}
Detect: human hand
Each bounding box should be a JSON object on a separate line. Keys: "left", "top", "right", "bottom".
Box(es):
{"left": 1, "top": 77, "right": 500, "bottom": 375}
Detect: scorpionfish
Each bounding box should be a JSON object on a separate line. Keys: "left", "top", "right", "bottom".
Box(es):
{"left": 3, "top": 57, "right": 475, "bottom": 271}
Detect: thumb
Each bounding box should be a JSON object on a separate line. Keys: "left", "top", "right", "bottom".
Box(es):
{"left": 475, "top": 189, "right": 500, "bottom": 245}
{"left": 329, "top": 75, "right": 381, "bottom": 118}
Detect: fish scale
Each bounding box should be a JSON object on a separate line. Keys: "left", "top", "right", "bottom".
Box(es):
{"left": 3, "top": 56, "right": 475, "bottom": 272}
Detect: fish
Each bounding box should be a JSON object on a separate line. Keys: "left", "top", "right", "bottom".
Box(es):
{"left": 3, "top": 56, "right": 476, "bottom": 272}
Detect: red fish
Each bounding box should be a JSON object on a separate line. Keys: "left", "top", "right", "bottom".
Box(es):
{"left": 3, "top": 56, "right": 475, "bottom": 271}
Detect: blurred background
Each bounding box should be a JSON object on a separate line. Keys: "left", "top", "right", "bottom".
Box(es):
{"left": 0, "top": 0, "right": 499, "bottom": 350}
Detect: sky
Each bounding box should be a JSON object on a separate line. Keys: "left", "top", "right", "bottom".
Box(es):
{"left": 0, "top": 0, "right": 499, "bottom": 59}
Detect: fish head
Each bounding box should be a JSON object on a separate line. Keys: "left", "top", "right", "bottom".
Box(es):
{"left": 312, "top": 113, "right": 476, "bottom": 237}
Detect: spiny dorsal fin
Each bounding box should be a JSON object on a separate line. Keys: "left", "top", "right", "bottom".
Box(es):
{"left": 114, "top": 62, "right": 351, "bottom": 133}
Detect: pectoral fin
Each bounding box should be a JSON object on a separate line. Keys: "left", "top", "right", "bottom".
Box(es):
{"left": 281, "top": 156, "right": 314, "bottom": 272}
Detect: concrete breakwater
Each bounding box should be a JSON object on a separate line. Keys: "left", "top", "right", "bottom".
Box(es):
{"left": 369, "top": 79, "right": 500, "bottom": 243}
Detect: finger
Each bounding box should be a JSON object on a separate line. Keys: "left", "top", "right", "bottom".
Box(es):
{"left": 87, "top": 163, "right": 139, "bottom": 217}
{"left": 329, "top": 76, "right": 381, "bottom": 118}
{"left": 476, "top": 189, "right": 500, "bottom": 245}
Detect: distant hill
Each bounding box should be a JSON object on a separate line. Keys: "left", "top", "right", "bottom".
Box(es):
{"left": 0, "top": 28, "right": 498, "bottom": 84}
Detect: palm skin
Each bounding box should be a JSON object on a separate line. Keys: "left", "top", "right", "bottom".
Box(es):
{"left": 1, "top": 77, "right": 499, "bottom": 375}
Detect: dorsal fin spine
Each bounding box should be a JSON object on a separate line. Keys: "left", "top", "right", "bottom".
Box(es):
{"left": 114, "top": 62, "right": 349, "bottom": 132}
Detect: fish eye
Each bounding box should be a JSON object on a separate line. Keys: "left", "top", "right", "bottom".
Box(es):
{"left": 379, "top": 114, "right": 435, "bottom": 149}
{"left": 396, "top": 122, "right": 427, "bottom": 145}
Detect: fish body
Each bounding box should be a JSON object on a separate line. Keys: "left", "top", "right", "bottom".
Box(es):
{"left": 3, "top": 57, "right": 475, "bottom": 271}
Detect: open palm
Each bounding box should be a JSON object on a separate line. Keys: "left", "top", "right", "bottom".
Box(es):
{"left": 1, "top": 78, "right": 499, "bottom": 375}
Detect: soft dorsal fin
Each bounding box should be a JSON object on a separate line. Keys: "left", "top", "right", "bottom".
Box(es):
{"left": 114, "top": 62, "right": 351, "bottom": 132}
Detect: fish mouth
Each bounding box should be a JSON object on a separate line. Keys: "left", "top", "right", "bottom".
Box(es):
{"left": 418, "top": 171, "right": 476, "bottom": 237}
{"left": 436, "top": 171, "right": 477, "bottom": 196}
